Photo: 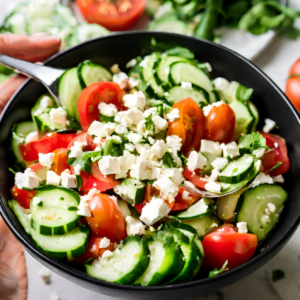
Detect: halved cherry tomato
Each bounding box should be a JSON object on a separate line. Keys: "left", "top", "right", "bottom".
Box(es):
{"left": 20, "top": 133, "right": 77, "bottom": 162}
{"left": 10, "top": 186, "right": 36, "bottom": 209}
{"left": 29, "top": 162, "right": 43, "bottom": 172}
{"left": 90, "top": 161, "right": 120, "bottom": 187}
{"left": 76, "top": 0, "right": 146, "bottom": 31}
{"left": 78, "top": 82, "right": 125, "bottom": 131}
{"left": 171, "top": 186, "right": 200, "bottom": 212}
{"left": 167, "top": 98, "right": 205, "bottom": 154}
{"left": 184, "top": 167, "right": 208, "bottom": 190}
{"left": 204, "top": 103, "right": 235, "bottom": 144}
{"left": 51, "top": 148, "right": 69, "bottom": 175}
{"left": 261, "top": 133, "right": 290, "bottom": 176}
{"left": 286, "top": 58, "right": 300, "bottom": 113}
{"left": 80, "top": 171, "right": 116, "bottom": 193}
{"left": 86, "top": 193, "right": 127, "bottom": 242}
{"left": 202, "top": 224, "right": 257, "bottom": 270}
{"left": 71, "top": 236, "right": 115, "bottom": 265}
{"left": 261, "top": 149, "right": 276, "bottom": 170}
{"left": 67, "top": 133, "right": 95, "bottom": 152}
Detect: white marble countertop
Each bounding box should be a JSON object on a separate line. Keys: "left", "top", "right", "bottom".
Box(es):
{"left": 2, "top": 1, "right": 300, "bottom": 299}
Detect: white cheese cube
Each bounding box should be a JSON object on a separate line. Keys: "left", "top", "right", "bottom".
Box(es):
{"left": 211, "top": 157, "right": 228, "bottom": 170}
{"left": 181, "top": 81, "right": 192, "bottom": 90}
{"left": 15, "top": 172, "right": 40, "bottom": 189}
{"left": 274, "top": 142, "right": 278, "bottom": 148}
{"left": 38, "top": 153, "right": 55, "bottom": 168}
{"left": 130, "top": 161, "right": 160, "bottom": 181}
{"left": 205, "top": 181, "right": 221, "bottom": 193}
{"left": 126, "top": 58, "right": 137, "bottom": 68}
{"left": 148, "top": 137, "right": 155, "bottom": 145}
{"left": 153, "top": 176, "right": 179, "bottom": 203}
{"left": 203, "top": 104, "right": 213, "bottom": 117}
{"left": 126, "top": 216, "right": 146, "bottom": 236}
{"left": 87, "top": 121, "right": 115, "bottom": 137}
{"left": 127, "top": 133, "right": 143, "bottom": 144}
{"left": 98, "top": 102, "right": 118, "bottom": 117}
{"left": 74, "top": 164, "right": 82, "bottom": 175}
{"left": 261, "top": 214, "right": 270, "bottom": 225}
{"left": 187, "top": 151, "right": 207, "bottom": 172}
{"left": 32, "top": 197, "right": 42, "bottom": 206}
{"left": 209, "top": 169, "right": 220, "bottom": 182}
{"left": 161, "top": 168, "right": 183, "bottom": 185}
{"left": 113, "top": 72, "right": 128, "bottom": 89}
{"left": 167, "top": 108, "right": 180, "bottom": 123}
{"left": 115, "top": 151, "right": 136, "bottom": 179}
{"left": 115, "top": 124, "right": 128, "bottom": 135}
{"left": 213, "top": 77, "right": 230, "bottom": 91}
{"left": 152, "top": 115, "right": 168, "bottom": 133}
{"left": 69, "top": 147, "right": 83, "bottom": 159}
{"left": 49, "top": 107, "right": 67, "bottom": 127}
{"left": 25, "top": 131, "right": 39, "bottom": 144}
{"left": 150, "top": 140, "right": 168, "bottom": 159}
{"left": 166, "top": 135, "right": 182, "bottom": 152}
{"left": 249, "top": 173, "right": 273, "bottom": 188}
{"left": 128, "top": 77, "right": 140, "bottom": 89}
{"left": 140, "top": 197, "right": 171, "bottom": 226}
{"left": 221, "top": 141, "right": 240, "bottom": 159}
{"left": 102, "top": 250, "right": 113, "bottom": 258}
{"left": 253, "top": 148, "right": 265, "bottom": 158}
{"left": 106, "top": 135, "right": 122, "bottom": 144}
{"left": 39, "top": 267, "right": 51, "bottom": 284}
{"left": 115, "top": 108, "right": 144, "bottom": 127}
{"left": 77, "top": 202, "right": 91, "bottom": 217}
{"left": 61, "top": 172, "right": 77, "bottom": 189}
{"left": 273, "top": 175, "right": 284, "bottom": 183}
{"left": 125, "top": 143, "right": 135, "bottom": 152}
{"left": 99, "top": 237, "right": 111, "bottom": 248}
{"left": 123, "top": 91, "right": 146, "bottom": 111}
{"left": 263, "top": 118, "right": 276, "bottom": 133}
{"left": 144, "top": 107, "right": 158, "bottom": 118}
{"left": 265, "top": 202, "right": 276, "bottom": 215}
{"left": 182, "top": 190, "right": 190, "bottom": 200}
{"left": 46, "top": 171, "right": 61, "bottom": 186}
{"left": 40, "top": 96, "right": 52, "bottom": 108}
{"left": 98, "top": 156, "right": 121, "bottom": 175}
{"left": 237, "top": 222, "right": 248, "bottom": 233}
{"left": 200, "top": 140, "right": 222, "bottom": 156}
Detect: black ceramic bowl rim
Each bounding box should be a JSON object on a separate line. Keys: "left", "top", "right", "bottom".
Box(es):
{"left": 0, "top": 31, "right": 300, "bottom": 294}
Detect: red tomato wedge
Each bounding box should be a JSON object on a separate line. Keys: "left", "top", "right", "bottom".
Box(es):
{"left": 76, "top": 0, "right": 146, "bottom": 31}
{"left": 20, "top": 133, "right": 77, "bottom": 162}
{"left": 202, "top": 224, "right": 257, "bottom": 270}
{"left": 171, "top": 186, "right": 200, "bottom": 212}
{"left": 51, "top": 148, "right": 69, "bottom": 175}
{"left": 286, "top": 58, "right": 300, "bottom": 113}
{"left": 78, "top": 82, "right": 125, "bottom": 131}
{"left": 90, "top": 161, "right": 120, "bottom": 187}
{"left": 11, "top": 186, "right": 36, "bottom": 209}
{"left": 80, "top": 171, "right": 116, "bottom": 193}
{"left": 167, "top": 98, "right": 204, "bottom": 154}
{"left": 86, "top": 193, "right": 127, "bottom": 242}
{"left": 204, "top": 103, "right": 235, "bottom": 144}
{"left": 67, "top": 132, "right": 95, "bottom": 152}
{"left": 71, "top": 236, "right": 115, "bottom": 265}
{"left": 184, "top": 167, "right": 209, "bottom": 190}
{"left": 261, "top": 132, "right": 290, "bottom": 176}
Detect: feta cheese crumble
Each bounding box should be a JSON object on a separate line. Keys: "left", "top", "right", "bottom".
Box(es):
{"left": 237, "top": 222, "right": 248, "bottom": 233}
{"left": 98, "top": 156, "right": 121, "bottom": 175}
{"left": 113, "top": 72, "right": 128, "bottom": 89}
{"left": 249, "top": 173, "right": 273, "bottom": 188}
{"left": 181, "top": 81, "right": 192, "bottom": 90}
{"left": 140, "top": 197, "right": 171, "bottom": 226}
{"left": 38, "top": 153, "right": 55, "bottom": 168}
{"left": 167, "top": 108, "right": 180, "bottom": 123}
{"left": 265, "top": 203, "right": 276, "bottom": 215}
{"left": 74, "top": 164, "right": 82, "bottom": 175}
{"left": 15, "top": 172, "right": 40, "bottom": 189}
{"left": 152, "top": 115, "right": 168, "bottom": 133}
{"left": 87, "top": 121, "right": 115, "bottom": 138}
{"left": 61, "top": 171, "right": 77, "bottom": 189}
{"left": 99, "top": 237, "right": 111, "bottom": 248}
{"left": 49, "top": 107, "right": 67, "bottom": 127}
{"left": 187, "top": 151, "right": 207, "bottom": 172}
{"left": 123, "top": 91, "right": 146, "bottom": 111}
{"left": 126, "top": 58, "right": 137, "bottom": 68}
{"left": 263, "top": 118, "right": 276, "bottom": 133}
{"left": 25, "top": 131, "right": 39, "bottom": 144}
{"left": 39, "top": 266, "right": 51, "bottom": 284}
{"left": 153, "top": 176, "right": 179, "bottom": 203}
{"left": 102, "top": 250, "right": 113, "bottom": 258}
{"left": 166, "top": 135, "right": 182, "bottom": 152}
{"left": 32, "top": 197, "right": 42, "bottom": 206}
{"left": 200, "top": 140, "right": 222, "bottom": 156}
{"left": 211, "top": 157, "right": 228, "bottom": 170}
{"left": 98, "top": 102, "right": 118, "bottom": 117}
{"left": 126, "top": 216, "right": 146, "bottom": 236}
{"left": 221, "top": 142, "right": 240, "bottom": 159}
{"left": 46, "top": 171, "right": 61, "bottom": 186}
{"left": 204, "top": 181, "right": 221, "bottom": 194}
{"left": 115, "top": 108, "right": 144, "bottom": 127}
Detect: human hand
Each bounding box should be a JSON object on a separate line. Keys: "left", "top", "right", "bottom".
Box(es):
{"left": 0, "top": 33, "right": 61, "bottom": 115}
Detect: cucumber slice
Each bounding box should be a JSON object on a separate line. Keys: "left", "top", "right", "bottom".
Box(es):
{"left": 219, "top": 154, "right": 254, "bottom": 184}
{"left": 8, "top": 200, "right": 31, "bottom": 234}
{"left": 134, "top": 233, "right": 184, "bottom": 286}
{"left": 58, "top": 68, "right": 82, "bottom": 123}
{"left": 183, "top": 213, "right": 220, "bottom": 239}
{"left": 5, "top": 12, "right": 28, "bottom": 35}
{"left": 162, "top": 225, "right": 203, "bottom": 284}
{"left": 175, "top": 198, "right": 212, "bottom": 220}
{"left": 169, "top": 62, "right": 213, "bottom": 96}
{"left": 154, "top": 56, "right": 188, "bottom": 86}
{"left": 77, "top": 61, "right": 112, "bottom": 89}
{"left": 86, "top": 236, "right": 149, "bottom": 285}
{"left": 248, "top": 101, "right": 259, "bottom": 132}
{"left": 229, "top": 100, "right": 254, "bottom": 140}
{"left": 236, "top": 184, "right": 288, "bottom": 242}
{"left": 114, "top": 178, "right": 146, "bottom": 205}
{"left": 145, "top": 0, "right": 163, "bottom": 17}
{"left": 148, "top": 13, "right": 192, "bottom": 36}
{"left": 31, "top": 226, "right": 89, "bottom": 260}
{"left": 165, "top": 86, "right": 208, "bottom": 106}
{"left": 31, "top": 207, "right": 80, "bottom": 236}
{"left": 11, "top": 121, "right": 37, "bottom": 167}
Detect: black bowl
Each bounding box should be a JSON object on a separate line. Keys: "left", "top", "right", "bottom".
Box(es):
{"left": 1, "top": 32, "right": 300, "bottom": 300}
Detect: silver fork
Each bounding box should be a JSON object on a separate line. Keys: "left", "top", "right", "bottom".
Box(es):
{"left": 0, "top": 54, "right": 65, "bottom": 105}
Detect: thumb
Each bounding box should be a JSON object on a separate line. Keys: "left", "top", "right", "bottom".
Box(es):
{"left": 0, "top": 34, "right": 61, "bottom": 62}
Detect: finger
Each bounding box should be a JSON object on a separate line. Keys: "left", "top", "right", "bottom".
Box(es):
{"left": 0, "top": 75, "right": 27, "bottom": 115}
{"left": 0, "top": 34, "right": 61, "bottom": 62}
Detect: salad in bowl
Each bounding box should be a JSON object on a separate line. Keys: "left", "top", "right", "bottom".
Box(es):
{"left": 8, "top": 46, "right": 289, "bottom": 286}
